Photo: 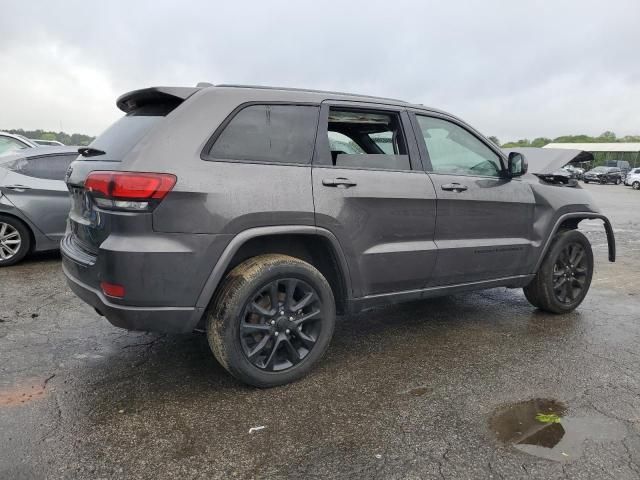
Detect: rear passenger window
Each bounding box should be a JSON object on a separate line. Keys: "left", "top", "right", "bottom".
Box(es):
{"left": 325, "top": 109, "right": 410, "bottom": 170}
{"left": 7, "top": 154, "right": 76, "bottom": 180}
{"left": 207, "top": 105, "right": 319, "bottom": 164}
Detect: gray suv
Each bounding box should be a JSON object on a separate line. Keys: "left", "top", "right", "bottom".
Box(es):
{"left": 61, "top": 84, "right": 616, "bottom": 387}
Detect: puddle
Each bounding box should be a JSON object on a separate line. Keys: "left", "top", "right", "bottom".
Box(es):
{"left": 490, "top": 398, "right": 627, "bottom": 462}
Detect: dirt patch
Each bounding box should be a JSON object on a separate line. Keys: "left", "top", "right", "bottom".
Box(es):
{"left": 0, "top": 375, "right": 54, "bottom": 406}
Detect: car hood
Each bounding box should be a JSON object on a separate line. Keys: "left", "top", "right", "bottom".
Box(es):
{"left": 502, "top": 147, "right": 593, "bottom": 174}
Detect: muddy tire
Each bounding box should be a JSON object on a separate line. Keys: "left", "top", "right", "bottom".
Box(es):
{"left": 524, "top": 230, "right": 593, "bottom": 314}
{"left": 206, "top": 254, "right": 335, "bottom": 387}
{"left": 0, "top": 215, "right": 31, "bottom": 267}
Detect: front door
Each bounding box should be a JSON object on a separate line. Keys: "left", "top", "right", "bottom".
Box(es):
{"left": 411, "top": 113, "right": 536, "bottom": 286}
{"left": 312, "top": 102, "right": 437, "bottom": 297}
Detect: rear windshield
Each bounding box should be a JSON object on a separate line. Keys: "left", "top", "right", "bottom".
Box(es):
{"left": 80, "top": 105, "right": 171, "bottom": 161}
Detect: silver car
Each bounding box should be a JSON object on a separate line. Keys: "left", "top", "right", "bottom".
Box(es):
{"left": 0, "top": 132, "right": 40, "bottom": 156}
{"left": 624, "top": 167, "right": 640, "bottom": 186}
{"left": 0, "top": 146, "right": 78, "bottom": 266}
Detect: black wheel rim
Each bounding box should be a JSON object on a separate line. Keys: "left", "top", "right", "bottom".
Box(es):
{"left": 240, "top": 278, "right": 323, "bottom": 371}
{"left": 552, "top": 242, "right": 588, "bottom": 304}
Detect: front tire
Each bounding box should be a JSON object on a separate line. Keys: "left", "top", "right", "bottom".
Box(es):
{"left": 523, "top": 230, "right": 593, "bottom": 314}
{"left": 0, "top": 215, "right": 31, "bottom": 267}
{"left": 207, "top": 254, "right": 336, "bottom": 387}
{"left": 615, "top": 178, "right": 621, "bottom": 185}
{"left": 633, "top": 181, "right": 640, "bottom": 190}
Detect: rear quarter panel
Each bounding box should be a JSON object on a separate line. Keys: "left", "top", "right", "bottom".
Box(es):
{"left": 128, "top": 88, "right": 317, "bottom": 235}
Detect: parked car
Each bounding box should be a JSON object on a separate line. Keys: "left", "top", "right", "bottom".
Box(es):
{"left": 31, "top": 139, "right": 65, "bottom": 146}
{"left": 583, "top": 166, "right": 622, "bottom": 184}
{"left": 61, "top": 84, "right": 616, "bottom": 387}
{"left": 624, "top": 167, "right": 640, "bottom": 186}
{"left": 0, "top": 146, "right": 78, "bottom": 266}
{"left": 605, "top": 160, "right": 630, "bottom": 179}
{"left": 626, "top": 172, "right": 640, "bottom": 190}
{"left": 563, "top": 164, "right": 584, "bottom": 180}
{"left": 0, "top": 132, "right": 39, "bottom": 156}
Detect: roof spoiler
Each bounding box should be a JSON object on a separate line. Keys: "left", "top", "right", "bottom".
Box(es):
{"left": 116, "top": 86, "right": 202, "bottom": 113}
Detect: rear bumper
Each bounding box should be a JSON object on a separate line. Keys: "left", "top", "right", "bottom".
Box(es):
{"left": 62, "top": 259, "right": 203, "bottom": 334}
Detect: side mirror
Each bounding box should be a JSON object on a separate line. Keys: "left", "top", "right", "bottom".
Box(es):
{"left": 507, "top": 152, "right": 528, "bottom": 177}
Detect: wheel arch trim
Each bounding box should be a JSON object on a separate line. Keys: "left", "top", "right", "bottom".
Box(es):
{"left": 194, "top": 226, "right": 353, "bottom": 310}
{"left": 534, "top": 212, "right": 615, "bottom": 272}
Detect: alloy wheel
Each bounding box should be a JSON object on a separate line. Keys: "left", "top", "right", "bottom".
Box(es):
{"left": 0, "top": 222, "right": 22, "bottom": 261}
{"left": 240, "top": 278, "right": 323, "bottom": 371}
{"left": 552, "top": 242, "right": 588, "bottom": 304}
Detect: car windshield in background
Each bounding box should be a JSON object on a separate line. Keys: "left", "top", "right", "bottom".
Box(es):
{"left": 0, "top": 136, "right": 29, "bottom": 156}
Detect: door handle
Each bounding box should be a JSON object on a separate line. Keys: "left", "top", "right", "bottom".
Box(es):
{"left": 322, "top": 177, "right": 357, "bottom": 188}
{"left": 440, "top": 183, "right": 468, "bottom": 192}
{"left": 3, "top": 185, "right": 32, "bottom": 192}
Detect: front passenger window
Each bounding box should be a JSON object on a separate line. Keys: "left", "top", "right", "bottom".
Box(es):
{"left": 416, "top": 116, "right": 503, "bottom": 177}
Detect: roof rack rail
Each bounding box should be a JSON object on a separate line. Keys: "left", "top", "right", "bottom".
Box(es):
{"left": 214, "top": 84, "right": 408, "bottom": 104}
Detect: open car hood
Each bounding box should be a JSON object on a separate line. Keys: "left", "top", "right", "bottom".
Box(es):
{"left": 502, "top": 147, "right": 593, "bottom": 174}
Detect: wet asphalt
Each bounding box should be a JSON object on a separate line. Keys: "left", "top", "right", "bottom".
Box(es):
{"left": 1, "top": 183, "right": 639, "bottom": 480}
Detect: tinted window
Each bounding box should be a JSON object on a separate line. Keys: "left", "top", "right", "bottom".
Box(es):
{"left": 7, "top": 154, "right": 76, "bottom": 180}
{"left": 208, "top": 105, "right": 319, "bottom": 164}
{"left": 0, "top": 136, "right": 29, "bottom": 156}
{"left": 80, "top": 105, "right": 175, "bottom": 162}
{"left": 416, "top": 116, "right": 502, "bottom": 177}
{"left": 325, "top": 109, "right": 410, "bottom": 170}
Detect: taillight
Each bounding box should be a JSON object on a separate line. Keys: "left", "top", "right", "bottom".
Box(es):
{"left": 100, "top": 281, "right": 125, "bottom": 299}
{"left": 84, "top": 171, "right": 176, "bottom": 211}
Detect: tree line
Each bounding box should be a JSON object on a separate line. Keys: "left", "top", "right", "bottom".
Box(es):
{"left": 2, "top": 129, "right": 94, "bottom": 146}
{"left": 491, "top": 131, "right": 640, "bottom": 148}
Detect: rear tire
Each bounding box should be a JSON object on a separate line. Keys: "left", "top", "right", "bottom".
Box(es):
{"left": 633, "top": 181, "right": 640, "bottom": 190}
{"left": 0, "top": 215, "right": 31, "bottom": 267}
{"left": 523, "top": 230, "right": 593, "bottom": 314}
{"left": 615, "top": 178, "right": 621, "bottom": 185}
{"left": 206, "top": 254, "right": 336, "bottom": 387}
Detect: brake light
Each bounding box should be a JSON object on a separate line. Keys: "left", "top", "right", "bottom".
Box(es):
{"left": 84, "top": 171, "right": 176, "bottom": 211}
{"left": 100, "top": 281, "right": 125, "bottom": 299}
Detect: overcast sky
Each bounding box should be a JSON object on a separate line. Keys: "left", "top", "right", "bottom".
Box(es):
{"left": 1, "top": 0, "right": 639, "bottom": 142}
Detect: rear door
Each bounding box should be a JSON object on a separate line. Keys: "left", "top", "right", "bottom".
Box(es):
{"left": 312, "top": 102, "right": 437, "bottom": 297}
{"left": 411, "top": 112, "right": 535, "bottom": 285}
{"left": 0, "top": 154, "right": 75, "bottom": 241}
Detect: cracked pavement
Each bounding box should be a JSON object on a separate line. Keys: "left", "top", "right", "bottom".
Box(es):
{"left": 0, "top": 183, "right": 639, "bottom": 479}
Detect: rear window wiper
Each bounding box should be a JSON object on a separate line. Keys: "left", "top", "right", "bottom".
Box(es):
{"left": 78, "top": 147, "right": 106, "bottom": 157}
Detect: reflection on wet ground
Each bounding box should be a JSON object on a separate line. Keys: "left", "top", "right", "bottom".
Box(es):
{"left": 491, "top": 398, "right": 627, "bottom": 462}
